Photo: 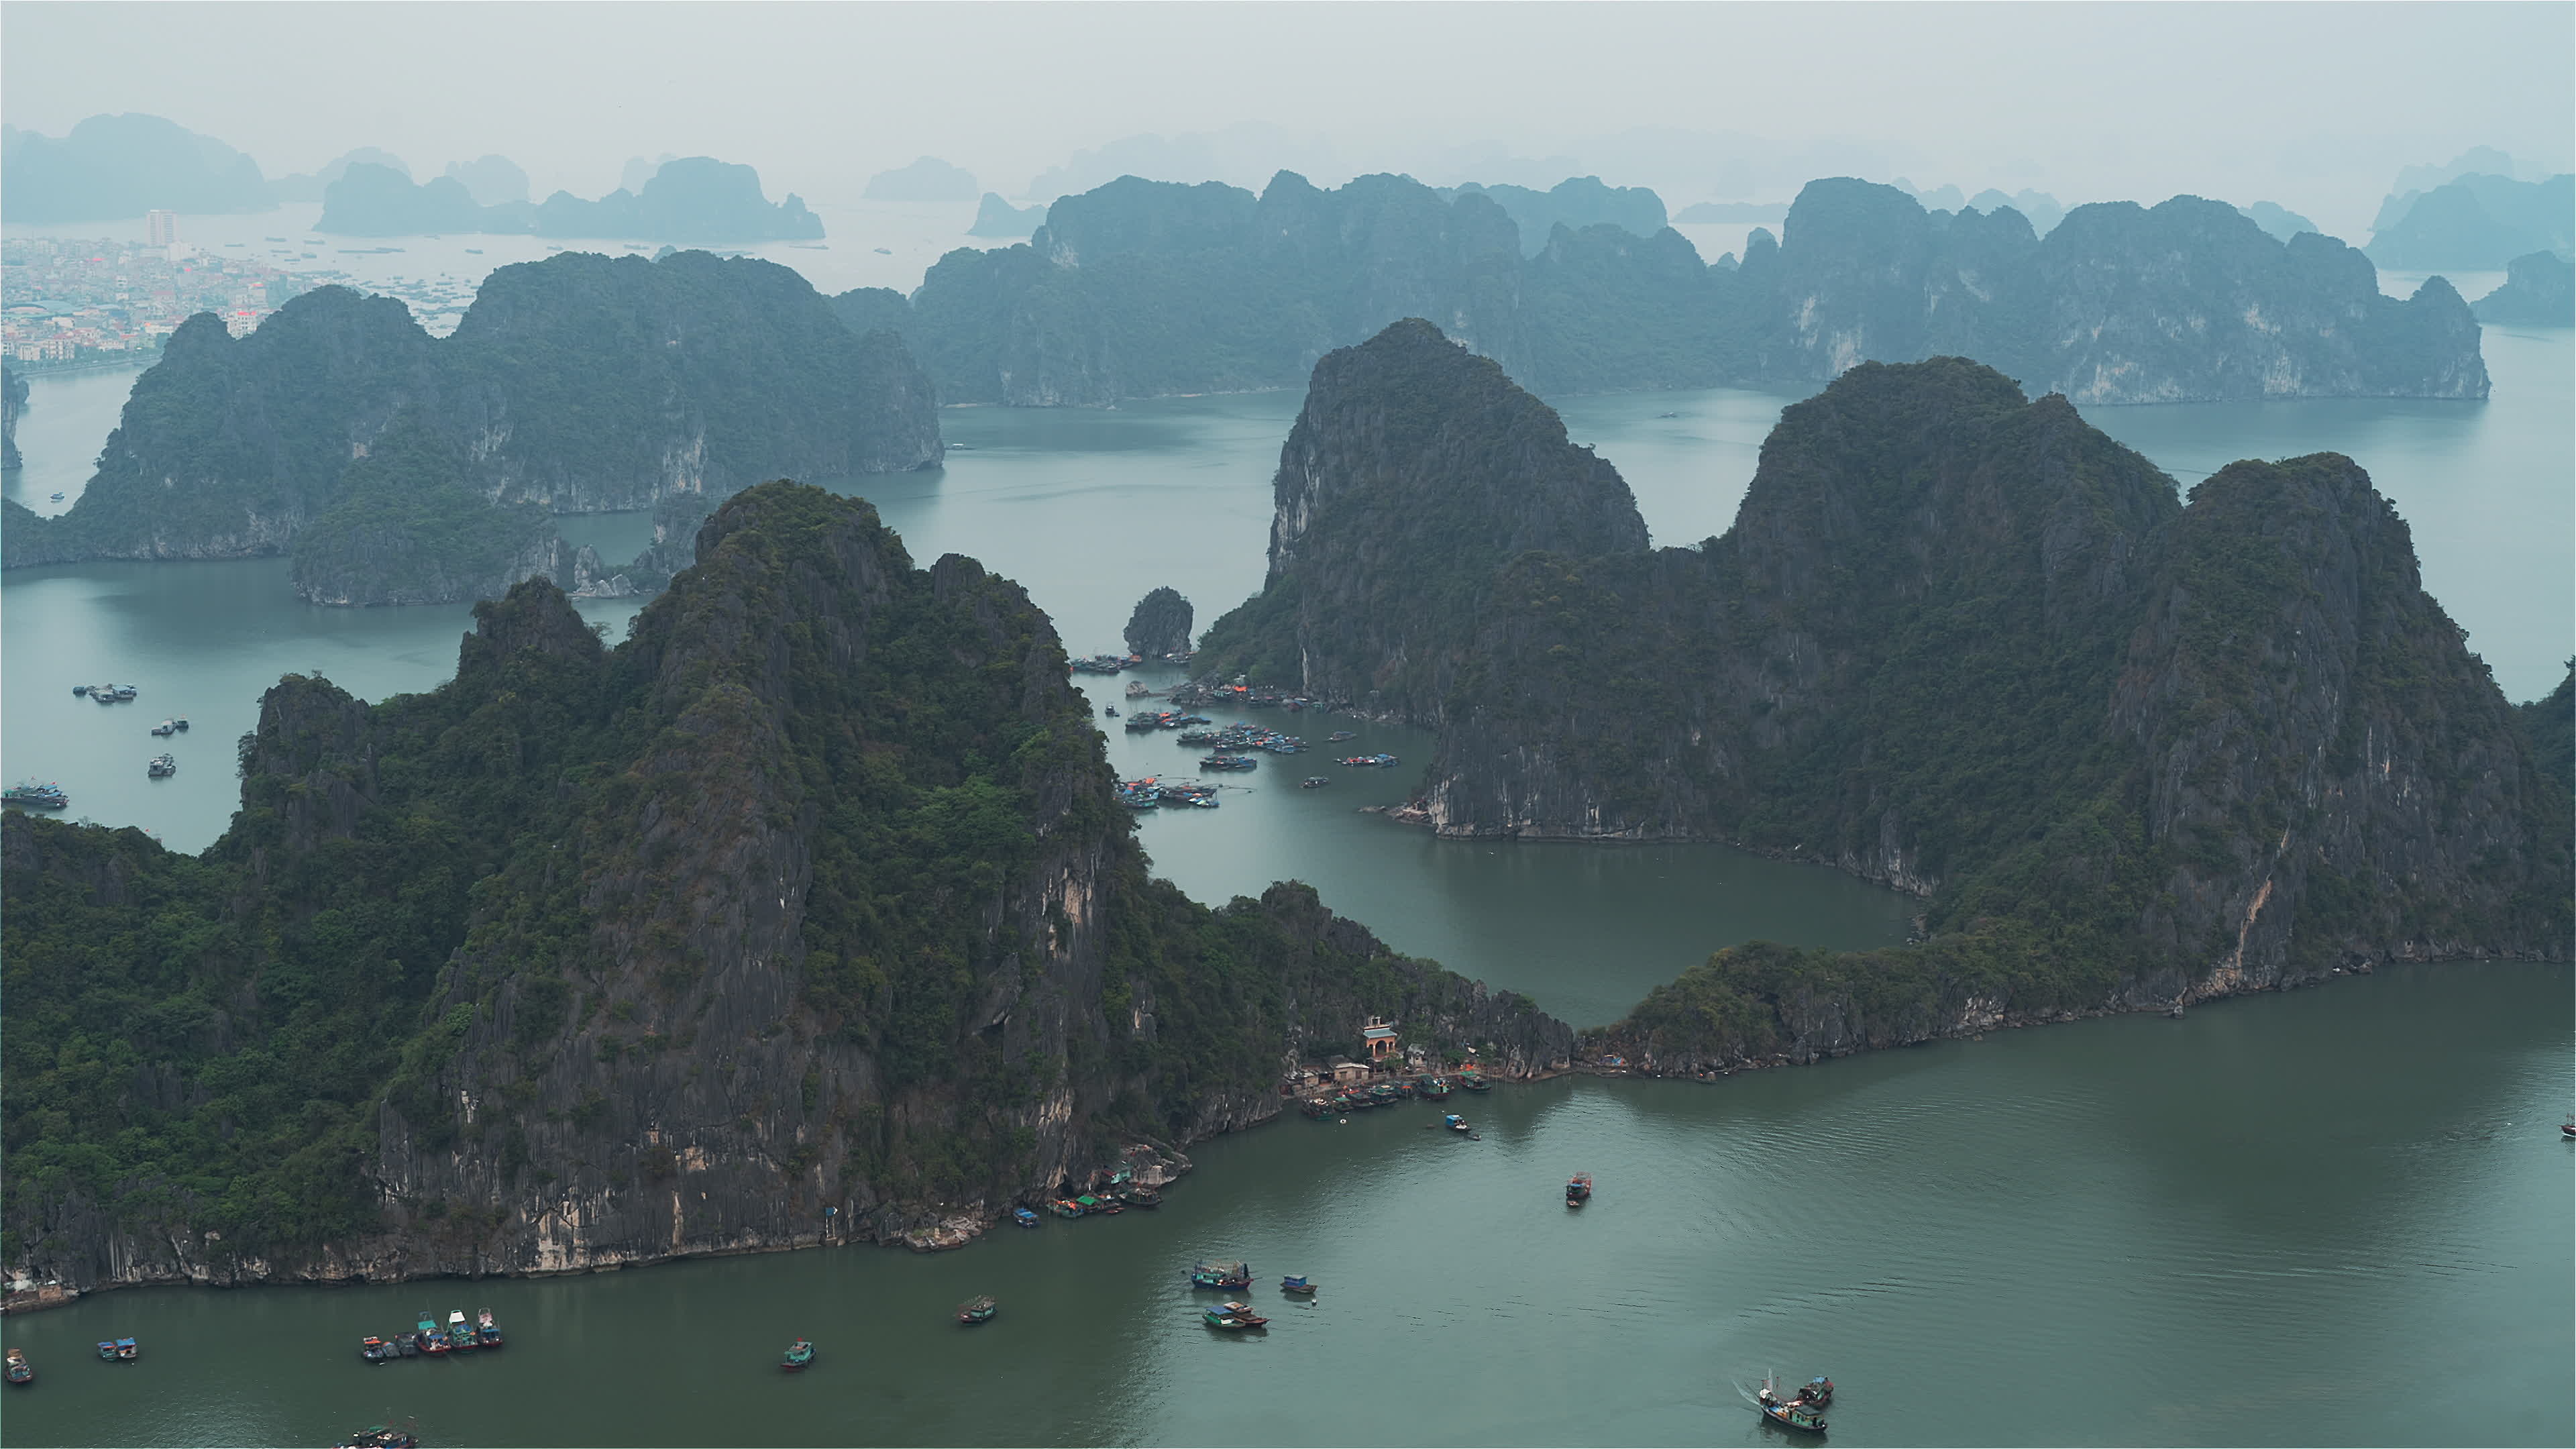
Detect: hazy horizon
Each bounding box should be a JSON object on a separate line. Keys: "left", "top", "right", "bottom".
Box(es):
{"left": 5, "top": 2, "right": 2571, "bottom": 239}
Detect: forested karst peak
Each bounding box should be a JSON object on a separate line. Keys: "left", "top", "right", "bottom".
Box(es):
{"left": 840, "top": 170, "right": 2487, "bottom": 410}
{"left": 3, "top": 482, "right": 1570, "bottom": 1291}
{"left": 2, "top": 252, "right": 943, "bottom": 600}
{"left": 1200, "top": 344, "right": 2566, "bottom": 1071}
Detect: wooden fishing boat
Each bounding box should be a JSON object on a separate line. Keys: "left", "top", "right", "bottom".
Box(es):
{"left": 359, "top": 1335, "right": 395, "bottom": 1363}
{"left": 957, "top": 1295, "right": 999, "bottom": 1325}
{"left": 476, "top": 1307, "right": 504, "bottom": 1348}
{"left": 445, "top": 1309, "right": 476, "bottom": 1352}
{"left": 1279, "top": 1274, "right": 1317, "bottom": 1294}
{"left": 1419, "top": 1077, "right": 1451, "bottom": 1099}
{"left": 780, "top": 1338, "right": 816, "bottom": 1371}
{"left": 1202, "top": 1301, "right": 1269, "bottom": 1330}
{"left": 1050, "top": 1197, "right": 1085, "bottom": 1218}
{"left": 5, "top": 1348, "right": 33, "bottom": 1385}
{"left": 1012, "top": 1207, "right": 1042, "bottom": 1228}
{"left": 1566, "top": 1171, "right": 1593, "bottom": 1206}
{"left": 1756, "top": 1372, "right": 1827, "bottom": 1433}
{"left": 1795, "top": 1377, "right": 1835, "bottom": 1407}
{"left": 416, "top": 1313, "right": 447, "bottom": 1353}
{"left": 1442, "top": 1113, "right": 1471, "bottom": 1134}
{"left": 1189, "top": 1259, "right": 1253, "bottom": 1290}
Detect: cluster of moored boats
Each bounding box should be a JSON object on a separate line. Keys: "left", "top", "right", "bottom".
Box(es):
{"left": 1298, "top": 1067, "right": 1491, "bottom": 1118}
{"left": 357, "top": 1308, "right": 502, "bottom": 1362}
{"left": 1117, "top": 777, "right": 1219, "bottom": 810}
{"left": 72, "top": 682, "right": 139, "bottom": 704}
{"left": 1036, "top": 1176, "right": 1164, "bottom": 1219}
{"left": 3, "top": 780, "right": 69, "bottom": 810}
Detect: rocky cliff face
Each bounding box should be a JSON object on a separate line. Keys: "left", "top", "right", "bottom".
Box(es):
{"left": 1208, "top": 348, "right": 2567, "bottom": 1068}
{"left": 2473, "top": 251, "right": 2575, "bottom": 326}
{"left": 2, "top": 364, "right": 24, "bottom": 470}
{"left": 1748, "top": 181, "right": 2491, "bottom": 403}
{"left": 2, "top": 483, "right": 1570, "bottom": 1292}
{"left": 1124, "top": 586, "right": 1193, "bottom": 657}
{"left": 1197, "top": 319, "right": 1646, "bottom": 714}
{"left": 4, "top": 253, "right": 943, "bottom": 574}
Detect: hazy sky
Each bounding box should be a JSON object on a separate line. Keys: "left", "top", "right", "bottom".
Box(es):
{"left": 5, "top": 2, "right": 2570, "bottom": 235}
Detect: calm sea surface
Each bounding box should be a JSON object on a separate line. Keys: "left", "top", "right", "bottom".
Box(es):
{"left": 0, "top": 964, "right": 2564, "bottom": 1448}
{"left": 0, "top": 268, "right": 2568, "bottom": 1446}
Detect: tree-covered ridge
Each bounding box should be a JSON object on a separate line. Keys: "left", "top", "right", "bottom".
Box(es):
{"left": 3, "top": 251, "right": 944, "bottom": 589}
{"left": 3, "top": 482, "right": 1568, "bottom": 1287}
{"left": 833, "top": 172, "right": 2486, "bottom": 408}
{"left": 1202, "top": 340, "right": 2566, "bottom": 1053}
{"left": 1197, "top": 317, "right": 1648, "bottom": 714}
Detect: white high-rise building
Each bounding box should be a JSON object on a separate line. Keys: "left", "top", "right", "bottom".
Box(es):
{"left": 146, "top": 210, "right": 178, "bottom": 246}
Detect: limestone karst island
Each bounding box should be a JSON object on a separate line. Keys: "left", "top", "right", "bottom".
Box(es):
{"left": 1, "top": 7, "right": 2569, "bottom": 1448}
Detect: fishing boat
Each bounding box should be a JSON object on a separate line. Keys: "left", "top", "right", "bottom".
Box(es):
{"left": 476, "top": 1307, "right": 503, "bottom": 1348}
{"left": 172, "top": 716, "right": 190, "bottom": 731}
{"left": 1443, "top": 1114, "right": 1470, "bottom": 1134}
{"left": 147, "top": 753, "right": 176, "bottom": 778}
{"left": 780, "top": 1338, "right": 816, "bottom": 1371}
{"left": 1756, "top": 1372, "right": 1828, "bottom": 1433}
{"left": 1050, "top": 1197, "right": 1085, "bottom": 1218}
{"left": 416, "top": 1313, "right": 447, "bottom": 1353}
{"left": 1457, "top": 1069, "right": 1491, "bottom": 1093}
{"left": 1795, "top": 1377, "right": 1835, "bottom": 1407}
{"left": 957, "top": 1295, "right": 999, "bottom": 1325}
{"left": 3, "top": 782, "right": 68, "bottom": 810}
{"left": 445, "top": 1309, "right": 476, "bottom": 1352}
{"left": 1012, "top": 1207, "right": 1042, "bottom": 1228}
{"left": 359, "top": 1335, "right": 396, "bottom": 1363}
{"left": 1300, "top": 775, "right": 1330, "bottom": 788}
{"left": 48, "top": 492, "right": 64, "bottom": 502}
{"left": 395, "top": 1332, "right": 420, "bottom": 1358}
{"left": 99, "top": 1337, "right": 137, "bottom": 1361}
{"left": 1566, "top": 1171, "right": 1593, "bottom": 1206}
{"left": 151, "top": 719, "right": 177, "bottom": 737}
{"left": 333, "top": 1425, "right": 420, "bottom": 1449}
{"left": 1120, "top": 1185, "right": 1161, "bottom": 1208}
{"left": 1420, "top": 1077, "right": 1450, "bottom": 1099}
{"left": 5, "top": 1348, "right": 33, "bottom": 1385}
{"left": 1201, "top": 1301, "right": 1269, "bottom": 1331}
{"left": 2562, "top": 1114, "right": 2575, "bottom": 1140}
{"left": 1189, "top": 1260, "right": 1253, "bottom": 1290}
{"left": 1279, "top": 1274, "right": 1317, "bottom": 1295}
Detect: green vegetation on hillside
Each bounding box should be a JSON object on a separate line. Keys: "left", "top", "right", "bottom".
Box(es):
{"left": 5, "top": 484, "right": 1566, "bottom": 1273}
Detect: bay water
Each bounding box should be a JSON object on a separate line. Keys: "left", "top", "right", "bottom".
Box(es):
{"left": 0, "top": 963, "right": 2564, "bottom": 1448}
